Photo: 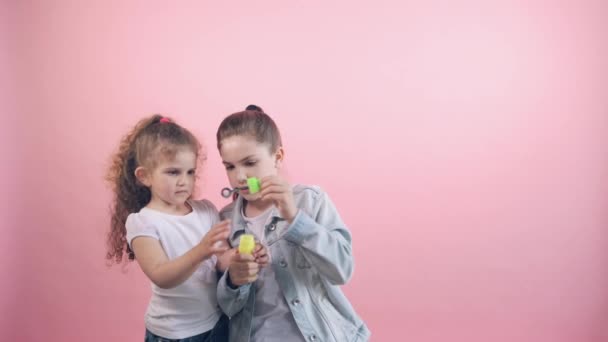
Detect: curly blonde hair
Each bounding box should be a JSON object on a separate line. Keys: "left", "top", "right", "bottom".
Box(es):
{"left": 105, "top": 115, "right": 201, "bottom": 264}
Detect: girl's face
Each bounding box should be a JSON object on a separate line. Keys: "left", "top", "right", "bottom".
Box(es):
{"left": 220, "top": 135, "right": 282, "bottom": 202}
{"left": 136, "top": 146, "right": 197, "bottom": 212}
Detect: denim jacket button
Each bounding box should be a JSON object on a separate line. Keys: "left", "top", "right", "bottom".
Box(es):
{"left": 279, "top": 260, "right": 287, "bottom": 268}
{"left": 292, "top": 299, "right": 300, "bottom": 306}
{"left": 309, "top": 335, "right": 317, "bottom": 341}
{"left": 267, "top": 224, "right": 276, "bottom": 231}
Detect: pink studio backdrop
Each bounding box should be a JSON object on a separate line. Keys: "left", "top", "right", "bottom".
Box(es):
{"left": 2, "top": 1, "right": 608, "bottom": 341}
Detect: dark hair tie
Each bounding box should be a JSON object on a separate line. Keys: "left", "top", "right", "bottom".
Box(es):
{"left": 246, "top": 104, "right": 263, "bottom": 112}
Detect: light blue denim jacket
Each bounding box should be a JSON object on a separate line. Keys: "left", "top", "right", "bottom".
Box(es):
{"left": 217, "top": 185, "right": 370, "bottom": 342}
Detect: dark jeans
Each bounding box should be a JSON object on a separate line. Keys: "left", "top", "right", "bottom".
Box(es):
{"left": 145, "top": 314, "right": 229, "bottom": 342}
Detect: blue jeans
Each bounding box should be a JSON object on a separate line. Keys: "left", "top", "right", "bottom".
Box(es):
{"left": 145, "top": 314, "right": 229, "bottom": 342}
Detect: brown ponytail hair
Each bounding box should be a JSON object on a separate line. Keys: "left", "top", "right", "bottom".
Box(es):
{"left": 216, "top": 104, "right": 282, "bottom": 153}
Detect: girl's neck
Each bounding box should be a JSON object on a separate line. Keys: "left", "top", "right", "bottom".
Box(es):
{"left": 146, "top": 199, "right": 192, "bottom": 216}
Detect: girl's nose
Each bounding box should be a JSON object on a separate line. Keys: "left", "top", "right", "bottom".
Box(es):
{"left": 236, "top": 170, "right": 247, "bottom": 184}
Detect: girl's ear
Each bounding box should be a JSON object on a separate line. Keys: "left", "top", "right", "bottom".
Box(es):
{"left": 274, "top": 147, "right": 284, "bottom": 169}
{"left": 134, "top": 166, "right": 152, "bottom": 187}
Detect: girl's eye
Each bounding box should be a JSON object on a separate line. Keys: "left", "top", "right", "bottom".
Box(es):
{"left": 225, "top": 165, "right": 235, "bottom": 170}
{"left": 167, "top": 170, "right": 179, "bottom": 175}
{"left": 188, "top": 170, "right": 196, "bottom": 175}
{"left": 244, "top": 161, "right": 257, "bottom": 167}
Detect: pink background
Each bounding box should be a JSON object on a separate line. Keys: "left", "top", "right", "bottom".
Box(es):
{"left": 2, "top": 0, "right": 608, "bottom": 341}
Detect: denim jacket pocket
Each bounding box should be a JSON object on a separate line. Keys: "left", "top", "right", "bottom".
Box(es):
{"left": 294, "top": 246, "right": 312, "bottom": 269}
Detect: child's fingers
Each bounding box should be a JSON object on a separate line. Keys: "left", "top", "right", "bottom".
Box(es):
{"left": 212, "top": 220, "right": 231, "bottom": 230}
{"left": 255, "top": 255, "right": 269, "bottom": 266}
{"left": 260, "top": 193, "right": 284, "bottom": 203}
{"left": 232, "top": 252, "right": 256, "bottom": 262}
{"left": 220, "top": 246, "right": 238, "bottom": 254}
{"left": 259, "top": 184, "right": 286, "bottom": 199}
{"left": 245, "top": 262, "right": 259, "bottom": 276}
{"left": 232, "top": 260, "right": 259, "bottom": 277}
{"left": 253, "top": 243, "right": 264, "bottom": 253}
{"left": 253, "top": 250, "right": 268, "bottom": 258}
{"left": 209, "top": 221, "right": 231, "bottom": 235}
{"left": 207, "top": 228, "right": 230, "bottom": 242}
{"left": 210, "top": 244, "right": 230, "bottom": 254}
{"left": 205, "top": 235, "right": 229, "bottom": 253}
{"left": 260, "top": 177, "right": 290, "bottom": 193}
{"left": 253, "top": 250, "right": 267, "bottom": 259}
{"left": 207, "top": 230, "right": 229, "bottom": 242}
{"left": 253, "top": 244, "right": 268, "bottom": 257}
{"left": 258, "top": 177, "right": 285, "bottom": 189}
{"left": 229, "top": 261, "right": 260, "bottom": 285}
{"left": 253, "top": 245, "right": 269, "bottom": 267}
{"left": 209, "top": 222, "right": 231, "bottom": 235}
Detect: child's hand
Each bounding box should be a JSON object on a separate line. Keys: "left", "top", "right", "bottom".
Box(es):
{"left": 199, "top": 220, "right": 231, "bottom": 259}
{"left": 253, "top": 243, "right": 270, "bottom": 268}
{"left": 216, "top": 247, "right": 237, "bottom": 273}
{"left": 259, "top": 175, "right": 297, "bottom": 223}
{"left": 228, "top": 252, "right": 260, "bottom": 287}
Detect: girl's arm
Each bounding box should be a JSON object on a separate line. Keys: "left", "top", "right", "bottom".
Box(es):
{"left": 217, "top": 251, "right": 260, "bottom": 317}
{"left": 282, "top": 190, "right": 354, "bottom": 285}
{"left": 132, "top": 220, "right": 230, "bottom": 289}
{"left": 259, "top": 178, "right": 354, "bottom": 285}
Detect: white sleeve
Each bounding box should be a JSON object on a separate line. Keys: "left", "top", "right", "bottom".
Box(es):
{"left": 125, "top": 213, "right": 160, "bottom": 248}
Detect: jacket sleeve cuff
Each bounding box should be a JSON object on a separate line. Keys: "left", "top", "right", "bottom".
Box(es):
{"left": 222, "top": 270, "right": 251, "bottom": 301}
{"left": 282, "top": 210, "right": 318, "bottom": 244}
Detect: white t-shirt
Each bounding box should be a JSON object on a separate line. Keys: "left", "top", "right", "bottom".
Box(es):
{"left": 126, "top": 199, "right": 222, "bottom": 339}
{"left": 243, "top": 208, "right": 305, "bottom": 342}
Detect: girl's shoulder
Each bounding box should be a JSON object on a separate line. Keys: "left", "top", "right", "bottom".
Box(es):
{"left": 218, "top": 200, "right": 237, "bottom": 221}
{"left": 292, "top": 184, "right": 334, "bottom": 210}
{"left": 188, "top": 198, "right": 215, "bottom": 209}
{"left": 292, "top": 184, "right": 324, "bottom": 198}
{"left": 125, "top": 210, "right": 152, "bottom": 228}
{"left": 189, "top": 198, "right": 219, "bottom": 215}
